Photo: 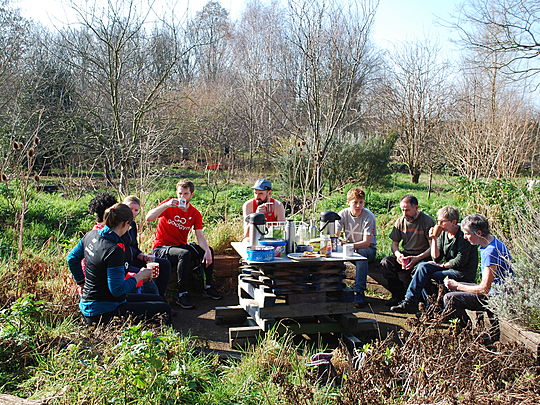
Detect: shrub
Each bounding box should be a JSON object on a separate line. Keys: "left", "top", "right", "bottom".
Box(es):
{"left": 488, "top": 196, "right": 540, "bottom": 332}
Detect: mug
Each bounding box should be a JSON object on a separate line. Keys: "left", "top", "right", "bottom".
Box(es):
{"left": 147, "top": 262, "right": 160, "bottom": 278}
{"left": 343, "top": 243, "right": 355, "bottom": 256}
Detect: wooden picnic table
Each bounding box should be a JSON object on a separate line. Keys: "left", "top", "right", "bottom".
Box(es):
{"left": 221, "top": 242, "right": 374, "bottom": 343}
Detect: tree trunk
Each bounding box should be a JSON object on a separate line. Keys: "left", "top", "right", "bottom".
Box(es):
{"left": 411, "top": 170, "right": 421, "bottom": 184}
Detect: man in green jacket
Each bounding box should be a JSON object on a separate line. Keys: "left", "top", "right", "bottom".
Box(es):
{"left": 391, "top": 206, "right": 478, "bottom": 314}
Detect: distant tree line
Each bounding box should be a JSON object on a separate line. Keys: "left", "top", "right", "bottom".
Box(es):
{"left": 0, "top": 0, "right": 539, "bottom": 198}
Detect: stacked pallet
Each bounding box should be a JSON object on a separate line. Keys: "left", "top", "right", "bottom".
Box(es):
{"left": 237, "top": 260, "right": 356, "bottom": 331}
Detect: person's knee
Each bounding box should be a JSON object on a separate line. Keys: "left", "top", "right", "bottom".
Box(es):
{"left": 380, "top": 256, "right": 397, "bottom": 275}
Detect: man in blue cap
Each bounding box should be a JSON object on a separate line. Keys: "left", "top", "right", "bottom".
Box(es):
{"left": 242, "top": 179, "right": 286, "bottom": 239}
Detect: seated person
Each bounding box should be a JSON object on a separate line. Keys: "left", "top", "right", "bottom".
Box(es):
{"left": 122, "top": 195, "right": 171, "bottom": 298}
{"left": 391, "top": 206, "right": 478, "bottom": 313}
{"left": 336, "top": 187, "right": 377, "bottom": 308}
{"left": 67, "top": 203, "right": 170, "bottom": 325}
{"left": 146, "top": 179, "right": 222, "bottom": 309}
{"left": 380, "top": 195, "right": 435, "bottom": 306}
{"left": 443, "top": 214, "right": 512, "bottom": 328}
{"left": 85, "top": 192, "right": 159, "bottom": 296}
{"left": 242, "top": 179, "right": 285, "bottom": 239}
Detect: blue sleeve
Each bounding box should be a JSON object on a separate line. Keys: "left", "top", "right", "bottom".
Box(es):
{"left": 107, "top": 265, "right": 137, "bottom": 297}
{"left": 67, "top": 239, "right": 85, "bottom": 284}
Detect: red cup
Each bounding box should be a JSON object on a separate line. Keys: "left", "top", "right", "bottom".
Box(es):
{"left": 401, "top": 257, "right": 411, "bottom": 269}
{"left": 147, "top": 262, "right": 160, "bottom": 278}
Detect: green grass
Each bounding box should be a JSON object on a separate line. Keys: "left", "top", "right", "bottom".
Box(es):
{"left": 1, "top": 171, "right": 540, "bottom": 403}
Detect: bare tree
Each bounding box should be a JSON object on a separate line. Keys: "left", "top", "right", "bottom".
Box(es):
{"left": 383, "top": 41, "right": 449, "bottom": 183}
{"left": 446, "top": 56, "right": 538, "bottom": 179}
{"left": 187, "top": 0, "right": 233, "bottom": 82}
{"left": 454, "top": 0, "right": 540, "bottom": 82}
{"left": 54, "top": 0, "right": 192, "bottom": 194}
{"left": 283, "top": 0, "right": 379, "bottom": 200}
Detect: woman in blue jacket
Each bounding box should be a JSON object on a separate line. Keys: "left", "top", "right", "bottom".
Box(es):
{"left": 68, "top": 203, "right": 170, "bottom": 325}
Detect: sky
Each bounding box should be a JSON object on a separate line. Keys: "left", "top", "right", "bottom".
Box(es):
{"left": 14, "top": 0, "right": 465, "bottom": 60}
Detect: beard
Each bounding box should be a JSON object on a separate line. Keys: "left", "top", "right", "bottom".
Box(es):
{"left": 256, "top": 197, "right": 269, "bottom": 204}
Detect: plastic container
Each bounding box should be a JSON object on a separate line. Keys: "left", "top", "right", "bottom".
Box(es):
{"left": 246, "top": 246, "right": 275, "bottom": 262}
{"left": 259, "top": 238, "right": 287, "bottom": 257}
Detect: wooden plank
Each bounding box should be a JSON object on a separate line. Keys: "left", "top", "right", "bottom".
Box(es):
{"left": 500, "top": 320, "right": 540, "bottom": 360}
{"left": 238, "top": 277, "right": 276, "bottom": 307}
{"left": 287, "top": 292, "right": 327, "bottom": 304}
{"left": 229, "top": 325, "right": 264, "bottom": 348}
{"left": 238, "top": 298, "right": 276, "bottom": 331}
{"left": 339, "top": 314, "right": 377, "bottom": 334}
{"left": 240, "top": 296, "right": 355, "bottom": 319}
{"left": 214, "top": 305, "right": 247, "bottom": 325}
{"left": 275, "top": 319, "right": 344, "bottom": 335}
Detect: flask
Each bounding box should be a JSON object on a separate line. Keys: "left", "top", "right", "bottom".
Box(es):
{"left": 285, "top": 219, "right": 296, "bottom": 254}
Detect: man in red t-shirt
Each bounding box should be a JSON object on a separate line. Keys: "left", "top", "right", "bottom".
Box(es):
{"left": 242, "top": 179, "right": 286, "bottom": 239}
{"left": 146, "top": 179, "right": 221, "bottom": 309}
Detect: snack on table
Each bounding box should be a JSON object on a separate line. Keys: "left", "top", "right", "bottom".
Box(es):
{"left": 302, "top": 251, "right": 318, "bottom": 258}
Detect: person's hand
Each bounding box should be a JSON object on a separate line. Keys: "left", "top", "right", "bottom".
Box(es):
{"left": 428, "top": 226, "right": 435, "bottom": 239}
{"left": 144, "top": 254, "right": 155, "bottom": 262}
{"left": 135, "top": 268, "right": 152, "bottom": 284}
{"left": 395, "top": 251, "right": 404, "bottom": 265}
{"left": 169, "top": 198, "right": 179, "bottom": 207}
{"left": 446, "top": 278, "right": 458, "bottom": 291}
{"left": 403, "top": 256, "right": 420, "bottom": 270}
{"left": 76, "top": 284, "right": 83, "bottom": 296}
{"left": 203, "top": 249, "right": 213, "bottom": 266}
{"left": 255, "top": 204, "right": 268, "bottom": 214}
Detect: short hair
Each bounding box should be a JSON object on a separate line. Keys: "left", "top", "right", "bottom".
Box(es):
{"left": 176, "top": 179, "right": 194, "bottom": 193}
{"left": 400, "top": 194, "right": 418, "bottom": 206}
{"left": 88, "top": 192, "right": 117, "bottom": 223}
{"left": 123, "top": 195, "right": 141, "bottom": 206}
{"left": 437, "top": 206, "right": 459, "bottom": 222}
{"left": 104, "top": 203, "right": 133, "bottom": 228}
{"left": 347, "top": 187, "right": 366, "bottom": 202}
{"left": 461, "top": 214, "right": 490, "bottom": 237}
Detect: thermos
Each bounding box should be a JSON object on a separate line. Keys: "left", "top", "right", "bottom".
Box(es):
{"left": 320, "top": 211, "right": 341, "bottom": 236}
{"left": 285, "top": 219, "right": 296, "bottom": 254}
{"left": 245, "top": 213, "right": 267, "bottom": 247}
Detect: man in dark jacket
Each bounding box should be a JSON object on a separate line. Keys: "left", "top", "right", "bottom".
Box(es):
{"left": 391, "top": 206, "right": 478, "bottom": 313}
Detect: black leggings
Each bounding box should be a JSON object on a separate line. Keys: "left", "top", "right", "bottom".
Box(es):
{"left": 154, "top": 245, "right": 214, "bottom": 293}
{"left": 83, "top": 293, "right": 171, "bottom": 326}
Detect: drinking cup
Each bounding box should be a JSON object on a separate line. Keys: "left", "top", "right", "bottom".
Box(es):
{"left": 432, "top": 224, "right": 443, "bottom": 238}
{"left": 178, "top": 198, "right": 187, "bottom": 208}
{"left": 147, "top": 262, "right": 160, "bottom": 278}
{"left": 401, "top": 256, "right": 411, "bottom": 269}
{"left": 343, "top": 243, "right": 355, "bottom": 257}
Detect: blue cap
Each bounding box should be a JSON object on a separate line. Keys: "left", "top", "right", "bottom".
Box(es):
{"left": 252, "top": 179, "right": 272, "bottom": 191}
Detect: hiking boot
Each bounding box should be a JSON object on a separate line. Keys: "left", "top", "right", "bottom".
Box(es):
{"left": 390, "top": 299, "right": 417, "bottom": 314}
{"left": 176, "top": 294, "right": 195, "bottom": 309}
{"left": 203, "top": 286, "right": 222, "bottom": 300}
{"left": 384, "top": 296, "right": 402, "bottom": 307}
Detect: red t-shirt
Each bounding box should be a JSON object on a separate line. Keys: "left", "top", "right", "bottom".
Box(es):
{"left": 152, "top": 199, "right": 203, "bottom": 249}
{"left": 251, "top": 197, "right": 278, "bottom": 222}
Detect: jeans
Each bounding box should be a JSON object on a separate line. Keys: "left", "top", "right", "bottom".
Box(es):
{"left": 353, "top": 247, "right": 376, "bottom": 303}
{"left": 405, "top": 262, "right": 463, "bottom": 303}
{"left": 381, "top": 254, "right": 427, "bottom": 300}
